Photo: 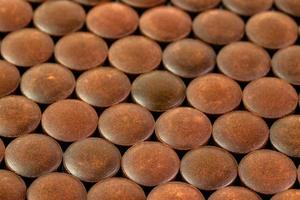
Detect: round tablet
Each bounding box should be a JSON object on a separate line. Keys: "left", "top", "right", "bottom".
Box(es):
{"left": 223, "top": 0, "right": 273, "bottom": 16}
{"left": 122, "top": 141, "right": 180, "bottom": 187}
{"left": 121, "top": 0, "right": 165, "bottom": 8}
{"left": 27, "top": 172, "right": 87, "bottom": 200}
{"left": 5, "top": 134, "right": 62, "bottom": 178}
{"left": 246, "top": 11, "right": 298, "bottom": 49}
{"left": 73, "top": 0, "right": 110, "bottom": 6}
{"left": 63, "top": 138, "right": 121, "bottom": 182}
{"left": 275, "top": 0, "right": 300, "bottom": 17}
{"left": 193, "top": 9, "right": 244, "bottom": 45}
{"left": 271, "top": 189, "right": 300, "bottom": 200}
{"left": 33, "top": 0, "right": 85, "bottom": 36}
{"left": 217, "top": 42, "right": 271, "bottom": 82}
{"left": 76, "top": 67, "right": 131, "bottom": 107}
{"left": 0, "top": 60, "right": 20, "bottom": 98}
{"left": 208, "top": 186, "right": 262, "bottom": 200}
{"left": 54, "top": 32, "right": 108, "bottom": 71}
{"left": 0, "top": 139, "right": 4, "bottom": 163}
{"left": 163, "top": 38, "right": 216, "bottom": 78}
{"left": 87, "top": 2, "right": 138, "bottom": 39}
{"left": 99, "top": 103, "right": 155, "bottom": 146}
{"left": 181, "top": 146, "right": 238, "bottom": 190}
{"left": 270, "top": 115, "right": 300, "bottom": 157}
{"left": 148, "top": 182, "right": 205, "bottom": 200}
{"left": 0, "top": 0, "right": 32, "bottom": 32}
{"left": 213, "top": 111, "right": 269, "bottom": 154}
{"left": 0, "top": 95, "right": 41, "bottom": 137}
{"left": 243, "top": 77, "right": 298, "bottom": 118}
{"left": 20, "top": 63, "right": 75, "bottom": 104}
{"left": 139, "top": 6, "right": 192, "bottom": 42}
{"left": 88, "top": 178, "right": 146, "bottom": 200}
{"left": 187, "top": 73, "right": 242, "bottom": 115}
{"left": 1, "top": 28, "right": 54, "bottom": 67}
{"left": 131, "top": 70, "right": 186, "bottom": 112}
{"left": 239, "top": 149, "right": 297, "bottom": 195}
{"left": 0, "top": 170, "right": 26, "bottom": 200}
{"left": 155, "top": 107, "right": 212, "bottom": 150}
{"left": 272, "top": 45, "right": 300, "bottom": 85}
{"left": 42, "top": 99, "right": 98, "bottom": 142}
{"left": 108, "top": 36, "right": 162, "bottom": 74}
{"left": 171, "top": 0, "right": 221, "bottom": 12}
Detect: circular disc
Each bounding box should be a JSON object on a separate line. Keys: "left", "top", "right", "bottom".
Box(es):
{"left": 238, "top": 149, "right": 297, "bottom": 194}
{"left": 99, "top": 103, "right": 155, "bottom": 146}
{"left": 87, "top": 2, "right": 138, "bottom": 39}
{"left": 0, "top": 60, "right": 20, "bottom": 98}
{"left": 88, "top": 178, "right": 146, "bottom": 200}
{"left": 1, "top": 28, "right": 54, "bottom": 67}
{"left": 131, "top": 70, "right": 186, "bottom": 112}
{"left": 122, "top": 141, "right": 180, "bottom": 187}
{"left": 139, "top": 6, "right": 192, "bottom": 42}
{"left": 54, "top": 32, "right": 108, "bottom": 71}
{"left": 0, "top": 95, "right": 41, "bottom": 137}
{"left": 33, "top": 0, "right": 86, "bottom": 36}
{"left": 63, "top": 138, "right": 121, "bottom": 182}
{"left": 242, "top": 77, "right": 298, "bottom": 118}
{"left": 5, "top": 134, "right": 62, "bottom": 178}
{"left": 20, "top": 63, "right": 75, "bottom": 104}
{"left": 246, "top": 11, "right": 298, "bottom": 49}
{"left": 41, "top": 99, "right": 98, "bottom": 142}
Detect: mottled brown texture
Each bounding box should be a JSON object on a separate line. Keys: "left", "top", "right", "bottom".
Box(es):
{"left": 122, "top": 141, "right": 180, "bottom": 187}
{"left": 193, "top": 9, "right": 244, "bottom": 45}
{"left": 239, "top": 149, "right": 297, "bottom": 194}
{"left": 275, "top": 0, "right": 300, "bottom": 17}
{"left": 208, "top": 186, "right": 262, "bottom": 200}
{"left": 180, "top": 146, "right": 238, "bottom": 190}
{"left": 41, "top": 99, "right": 98, "bottom": 142}
{"left": 27, "top": 172, "right": 87, "bottom": 200}
{"left": 88, "top": 178, "right": 146, "bottom": 200}
{"left": 171, "top": 0, "right": 221, "bottom": 12}
{"left": 0, "top": 170, "right": 26, "bottom": 200}
{"left": 87, "top": 2, "right": 138, "bottom": 39}
{"left": 0, "top": 95, "right": 41, "bottom": 137}
{"left": 140, "top": 6, "right": 192, "bottom": 42}
{"left": 223, "top": 0, "right": 273, "bottom": 16}
{"left": 99, "top": 103, "right": 155, "bottom": 146}
{"left": 20, "top": 63, "right": 75, "bottom": 104}
{"left": 243, "top": 77, "right": 298, "bottom": 118}
{"left": 246, "top": 11, "right": 298, "bottom": 49}
{"left": 147, "top": 182, "right": 205, "bottom": 200}
{"left": 217, "top": 42, "right": 271, "bottom": 81}
{"left": 109, "top": 36, "right": 162, "bottom": 74}
{"left": 54, "top": 32, "right": 108, "bottom": 71}
{"left": 270, "top": 115, "right": 300, "bottom": 157}
{"left": 155, "top": 107, "right": 212, "bottom": 150}
{"left": 76, "top": 67, "right": 131, "bottom": 107}
{"left": 33, "top": 0, "right": 86, "bottom": 36}
{"left": 163, "top": 39, "right": 216, "bottom": 78}
{"left": 0, "top": 0, "right": 32, "bottom": 32}
{"left": 63, "top": 138, "right": 121, "bottom": 182}
{"left": 187, "top": 73, "right": 242, "bottom": 115}
{"left": 5, "top": 134, "right": 62, "bottom": 178}
{"left": 1, "top": 28, "right": 54, "bottom": 67}
{"left": 272, "top": 45, "right": 300, "bottom": 85}
{"left": 271, "top": 189, "right": 300, "bottom": 200}
{"left": 121, "top": 0, "right": 165, "bottom": 8}
{"left": 213, "top": 111, "right": 269, "bottom": 154}
{"left": 131, "top": 70, "right": 186, "bottom": 112}
{"left": 0, "top": 60, "right": 20, "bottom": 98}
